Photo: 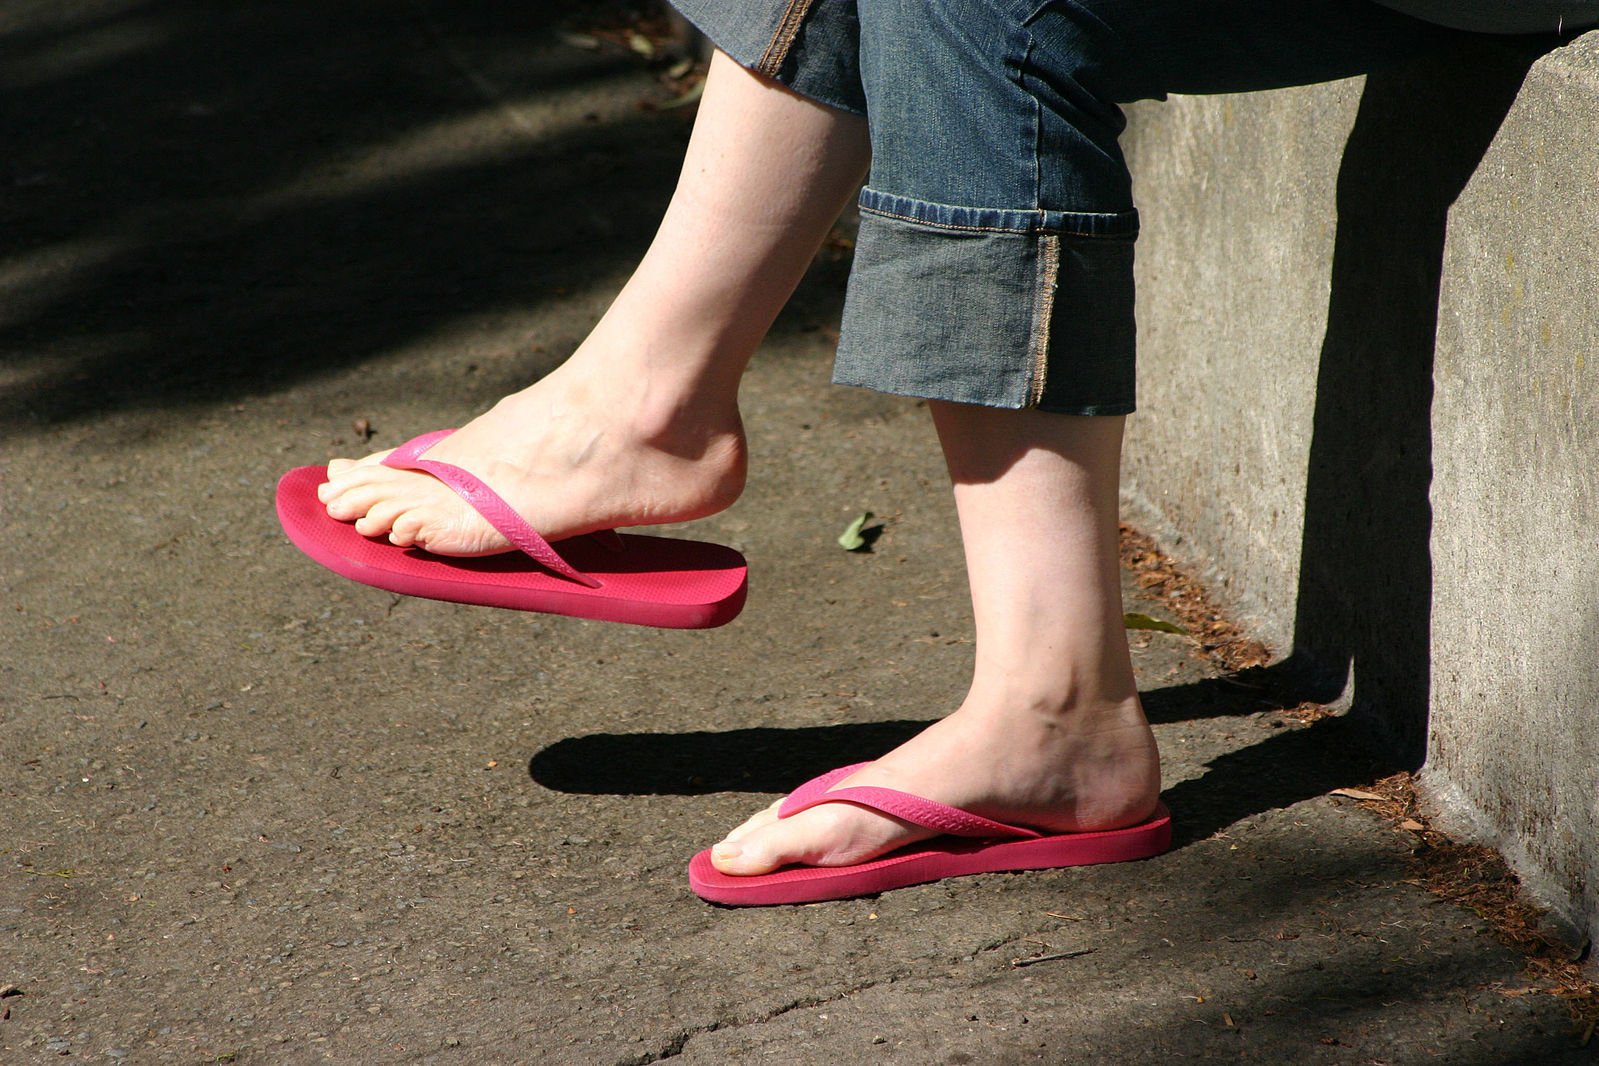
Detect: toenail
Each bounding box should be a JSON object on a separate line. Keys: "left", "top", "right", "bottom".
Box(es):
{"left": 711, "top": 842, "right": 742, "bottom": 861}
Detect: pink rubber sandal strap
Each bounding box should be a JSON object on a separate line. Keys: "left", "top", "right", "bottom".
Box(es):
{"left": 777, "top": 763, "right": 1042, "bottom": 840}
{"left": 382, "top": 431, "right": 601, "bottom": 588}
{"left": 778, "top": 763, "right": 868, "bottom": 812}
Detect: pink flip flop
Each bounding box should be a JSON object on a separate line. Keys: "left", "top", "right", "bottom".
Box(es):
{"left": 275, "top": 430, "right": 747, "bottom": 629}
{"left": 688, "top": 763, "right": 1171, "bottom": 905}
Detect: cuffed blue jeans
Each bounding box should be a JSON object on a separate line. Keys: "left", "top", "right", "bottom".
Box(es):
{"left": 670, "top": 0, "right": 1577, "bottom": 413}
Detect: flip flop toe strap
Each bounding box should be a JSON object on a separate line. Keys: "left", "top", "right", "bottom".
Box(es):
{"left": 777, "top": 763, "right": 1042, "bottom": 840}
{"left": 382, "top": 430, "right": 601, "bottom": 588}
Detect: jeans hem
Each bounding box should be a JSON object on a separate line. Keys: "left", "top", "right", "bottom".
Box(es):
{"left": 833, "top": 208, "right": 1137, "bottom": 414}
{"left": 826, "top": 378, "right": 1136, "bottom": 418}
{"left": 669, "top": 0, "right": 867, "bottom": 115}
{"left": 857, "top": 188, "right": 1140, "bottom": 239}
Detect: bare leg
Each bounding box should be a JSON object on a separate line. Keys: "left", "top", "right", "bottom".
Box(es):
{"left": 319, "top": 51, "right": 870, "bottom": 553}
{"left": 711, "top": 405, "right": 1160, "bottom": 874}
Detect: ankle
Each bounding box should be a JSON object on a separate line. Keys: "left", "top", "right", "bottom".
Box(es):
{"left": 556, "top": 341, "right": 744, "bottom": 445}
{"left": 965, "top": 671, "right": 1143, "bottom": 731}
{"left": 583, "top": 289, "right": 757, "bottom": 400}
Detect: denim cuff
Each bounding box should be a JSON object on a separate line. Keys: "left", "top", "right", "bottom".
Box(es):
{"left": 833, "top": 189, "right": 1139, "bottom": 415}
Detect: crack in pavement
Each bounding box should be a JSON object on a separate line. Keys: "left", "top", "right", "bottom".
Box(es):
{"left": 621, "top": 934, "right": 1094, "bottom": 1065}
{"left": 621, "top": 977, "right": 895, "bottom": 1064}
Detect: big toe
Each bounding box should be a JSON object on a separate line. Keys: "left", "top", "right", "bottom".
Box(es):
{"left": 708, "top": 804, "right": 923, "bottom": 877}
{"left": 324, "top": 448, "right": 397, "bottom": 478}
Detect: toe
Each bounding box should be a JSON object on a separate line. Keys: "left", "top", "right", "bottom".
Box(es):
{"left": 353, "top": 497, "right": 415, "bottom": 540}
{"left": 318, "top": 463, "right": 397, "bottom": 512}
{"left": 709, "top": 821, "right": 801, "bottom": 877}
{"left": 709, "top": 803, "right": 926, "bottom": 877}
{"left": 321, "top": 479, "right": 396, "bottom": 521}
{"left": 717, "top": 800, "right": 783, "bottom": 847}
{"left": 329, "top": 448, "right": 396, "bottom": 474}
{"left": 708, "top": 809, "right": 845, "bottom": 876}
{"left": 316, "top": 477, "right": 345, "bottom": 505}
{"left": 320, "top": 450, "right": 399, "bottom": 494}
{"left": 386, "top": 506, "right": 432, "bottom": 548}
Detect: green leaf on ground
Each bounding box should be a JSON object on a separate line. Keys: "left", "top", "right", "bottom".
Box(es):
{"left": 1123, "top": 612, "right": 1188, "bottom": 635}
{"left": 838, "top": 512, "right": 874, "bottom": 551}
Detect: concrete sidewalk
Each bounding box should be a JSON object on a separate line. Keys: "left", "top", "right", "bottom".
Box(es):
{"left": 1, "top": 2, "right": 1589, "bottom": 1062}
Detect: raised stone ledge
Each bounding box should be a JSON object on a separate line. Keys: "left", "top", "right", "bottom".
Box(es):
{"left": 1121, "top": 32, "right": 1599, "bottom": 950}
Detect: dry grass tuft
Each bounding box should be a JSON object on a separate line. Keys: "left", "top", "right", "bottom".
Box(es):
{"left": 1118, "top": 524, "right": 1270, "bottom": 672}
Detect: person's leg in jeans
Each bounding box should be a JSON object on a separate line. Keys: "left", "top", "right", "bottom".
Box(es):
{"left": 711, "top": 405, "right": 1161, "bottom": 873}
{"left": 710, "top": 0, "right": 1460, "bottom": 875}
{"left": 318, "top": 49, "right": 869, "bottom": 553}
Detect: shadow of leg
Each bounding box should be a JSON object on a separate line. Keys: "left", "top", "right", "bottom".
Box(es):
{"left": 1283, "top": 37, "right": 1546, "bottom": 769}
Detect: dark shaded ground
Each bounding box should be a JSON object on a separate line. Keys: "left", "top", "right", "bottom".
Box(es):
{"left": 1, "top": 2, "right": 1590, "bottom": 1063}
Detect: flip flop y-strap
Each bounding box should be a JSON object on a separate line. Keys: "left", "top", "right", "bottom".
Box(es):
{"left": 381, "top": 430, "right": 601, "bottom": 589}
{"left": 777, "top": 763, "right": 1043, "bottom": 840}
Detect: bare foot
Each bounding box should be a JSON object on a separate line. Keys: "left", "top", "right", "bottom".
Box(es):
{"left": 708, "top": 694, "right": 1161, "bottom": 875}
{"left": 316, "top": 357, "right": 747, "bottom": 556}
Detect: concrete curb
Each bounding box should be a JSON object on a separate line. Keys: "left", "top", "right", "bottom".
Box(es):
{"left": 1122, "top": 31, "right": 1599, "bottom": 951}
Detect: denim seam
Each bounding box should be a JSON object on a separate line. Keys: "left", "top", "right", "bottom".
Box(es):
{"left": 757, "top": 0, "right": 815, "bottom": 76}
{"left": 858, "top": 202, "right": 1121, "bottom": 240}
{"left": 1020, "top": 35, "right": 1043, "bottom": 215}
{"left": 1027, "top": 234, "right": 1061, "bottom": 407}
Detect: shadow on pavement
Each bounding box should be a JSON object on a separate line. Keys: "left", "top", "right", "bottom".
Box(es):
{"left": 530, "top": 677, "right": 1387, "bottom": 849}
{"left": 1, "top": 0, "right": 698, "bottom": 430}
{"left": 528, "top": 719, "right": 928, "bottom": 796}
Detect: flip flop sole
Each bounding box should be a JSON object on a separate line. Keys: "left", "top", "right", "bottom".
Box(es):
{"left": 276, "top": 465, "right": 747, "bottom": 628}
{"left": 687, "top": 804, "right": 1172, "bottom": 906}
